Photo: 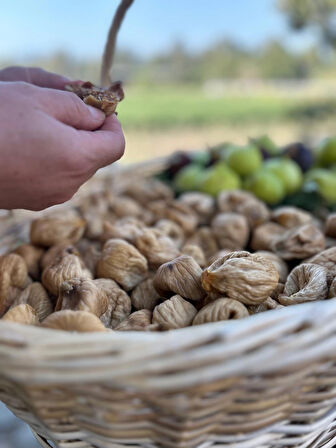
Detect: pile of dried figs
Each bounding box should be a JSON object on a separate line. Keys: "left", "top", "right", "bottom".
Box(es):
{"left": 1, "top": 179, "right": 335, "bottom": 332}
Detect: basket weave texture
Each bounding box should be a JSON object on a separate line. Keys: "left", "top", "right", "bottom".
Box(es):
{"left": 1, "top": 164, "right": 336, "bottom": 448}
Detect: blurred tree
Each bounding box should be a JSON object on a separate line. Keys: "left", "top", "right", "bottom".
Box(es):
{"left": 278, "top": 0, "right": 336, "bottom": 47}
{"left": 258, "top": 40, "right": 309, "bottom": 78}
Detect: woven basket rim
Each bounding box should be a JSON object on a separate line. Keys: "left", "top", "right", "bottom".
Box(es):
{"left": 1, "top": 297, "right": 335, "bottom": 341}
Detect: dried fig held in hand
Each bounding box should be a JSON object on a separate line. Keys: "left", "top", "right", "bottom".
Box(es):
{"left": 65, "top": 81, "right": 124, "bottom": 116}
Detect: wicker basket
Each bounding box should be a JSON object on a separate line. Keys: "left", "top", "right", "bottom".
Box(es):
{"left": 1, "top": 163, "right": 336, "bottom": 448}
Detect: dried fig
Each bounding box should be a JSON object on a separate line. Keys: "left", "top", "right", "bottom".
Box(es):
{"left": 95, "top": 278, "right": 131, "bottom": 328}
{"left": 97, "top": 239, "right": 148, "bottom": 291}
{"left": 153, "top": 295, "right": 197, "bottom": 330}
{"left": 0, "top": 254, "right": 28, "bottom": 316}
{"left": 306, "top": 247, "right": 336, "bottom": 276}
{"left": 272, "top": 223, "right": 325, "bottom": 260}
{"left": 154, "top": 219, "right": 185, "bottom": 248}
{"left": 11, "top": 282, "right": 52, "bottom": 321}
{"left": 272, "top": 206, "right": 312, "bottom": 228}
{"left": 202, "top": 251, "right": 279, "bottom": 305}
{"left": 211, "top": 212, "right": 249, "bottom": 250}
{"left": 14, "top": 244, "right": 44, "bottom": 279}
{"left": 255, "top": 251, "right": 288, "bottom": 283}
{"left": 2, "top": 304, "right": 39, "bottom": 326}
{"left": 278, "top": 264, "right": 328, "bottom": 305}
{"left": 185, "top": 227, "right": 218, "bottom": 261}
{"left": 56, "top": 278, "right": 108, "bottom": 317}
{"left": 131, "top": 277, "right": 161, "bottom": 311}
{"left": 153, "top": 255, "right": 205, "bottom": 301}
{"left": 30, "top": 217, "right": 86, "bottom": 247}
{"left": 42, "top": 253, "right": 92, "bottom": 296}
{"left": 193, "top": 298, "right": 248, "bottom": 325}
{"left": 115, "top": 309, "right": 155, "bottom": 331}
{"left": 178, "top": 192, "right": 215, "bottom": 224}
{"left": 135, "top": 229, "right": 180, "bottom": 268}
{"left": 218, "top": 191, "right": 270, "bottom": 227}
{"left": 250, "top": 222, "right": 285, "bottom": 252}
{"left": 101, "top": 217, "right": 144, "bottom": 244}
{"left": 181, "top": 244, "right": 207, "bottom": 268}
{"left": 42, "top": 310, "right": 107, "bottom": 332}
{"left": 166, "top": 202, "right": 198, "bottom": 235}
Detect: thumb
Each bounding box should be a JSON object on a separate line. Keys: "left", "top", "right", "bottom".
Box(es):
{"left": 39, "top": 89, "right": 106, "bottom": 131}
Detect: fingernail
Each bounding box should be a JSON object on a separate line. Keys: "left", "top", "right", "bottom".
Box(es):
{"left": 88, "top": 106, "right": 105, "bottom": 120}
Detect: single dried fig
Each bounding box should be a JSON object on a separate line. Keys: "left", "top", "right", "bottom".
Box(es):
{"left": 255, "top": 251, "right": 288, "bottom": 283}
{"left": 11, "top": 282, "right": 52, "bottom": 321}
{"left": 30, "top": 217, "right": 86, "bottom": 247}
{"left": 56, "top": 278, "right": 108, "bottom": 317}
{"left": 178, "top": 192, "right": 215, "bottom": 224}
{"left": 218, "top": 191, "right": 270, "bottom": 228}
{"left": 153, "top": 255, "right": 205, "bottom": 301}
{"left": 193, "top": 298, "right": 248, "bottom": 325}
{"left": 272, "top": 223, "right": 325, "bottom": 260}
{"left": 42, "top": 253, "right": 92, "bottom": 296}
{"left": 272, "top": 206, "right": 312, "bottom": 228}
{"left": 14, "top": 244, "right": 44, "bottom": 279}
{"left": 278, "top": 264, "right": 329, "bottom": 306}
{"left": 95, "top": 278, "right": 131, "bottom": 328}
{"left": 101, "top": 217, "right": 144, "bottom": 244}
{"left": 185, "top": 227, "right": 218, "bottom": 261}
{"left": 153, "top": 295, "right": 197, "bottom": 330}
{"left": 325, "top": 213, "right": 336, "bottom": 238}
{"left": 131, "top": 277, "right": 161, "bottom": 311}
{"left": 42, "top": 310, "right": 107, "bottom": 332}
{"left": 0, "top": 254, "right": 28, "bottom": 316}
{"left": 166, "top": 202, "right": 198, "bottom": 235}
{"left": 181, "top": 244, "right": 207, "bottom": 268}
{"left": 97, "top": 239, "right": 148, "bottom": 291}
{"left": 211, "top": 212, "right": 249, "bottom": 250}
{"left": 66, "top": 81, "right": 124, "bottom": 116}
{"left": 306, "top": 247, "right": 336, "bottom": 276}
{"left": 202, "top": 251, "right": 279, "bottom": 305}
{"left": 114, "top": 309, "right": 155, "bottom": 331}
{"left": 154, "top": 219, "right": 185, "bottom": 248}
{"left": 135, "top": 229, "right": 180, "bottom": 268}
{"left": 122, "top": 179, "right": 173, "bottom": 205}
{"left": 2, "top": 304, "right": 39, "bottom": 326}
{"left": 109, "top": 196, "right": 143, "bottom": 219}
{"left": 41, "top": 243, "right": 80, "bottom": 271}
{"left": 250, "top": 222, "right": 285, "bottom": 252}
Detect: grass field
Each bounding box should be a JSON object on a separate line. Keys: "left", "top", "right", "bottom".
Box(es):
{"left": 118, "top": 85, "right": 336, "bottom": 130}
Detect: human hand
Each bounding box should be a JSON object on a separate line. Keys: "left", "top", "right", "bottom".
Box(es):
{"left": 0, "top": 81, "right": 125, "bottom": 210}
{"left": 0, "top": 66, "right": 75, "bottom": 90}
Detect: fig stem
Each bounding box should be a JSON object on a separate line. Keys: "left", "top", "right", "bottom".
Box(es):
{"left": 100, "top": 0, "right": 134, "bottom": 87}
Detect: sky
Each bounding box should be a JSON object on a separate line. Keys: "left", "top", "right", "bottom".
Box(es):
{"left": 0, "top": 0, "right": 317, "bottom": 61}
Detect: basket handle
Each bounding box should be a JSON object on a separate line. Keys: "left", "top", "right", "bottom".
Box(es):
{"left": 32, "top": 431, "right": 53, "bottom": 448}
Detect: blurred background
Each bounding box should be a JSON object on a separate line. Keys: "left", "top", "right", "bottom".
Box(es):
{"left": 0, "top": 0, "right": 336, "bottom": 445}
{"left": 1, "top": 0, "right": 336, "bottom": 164}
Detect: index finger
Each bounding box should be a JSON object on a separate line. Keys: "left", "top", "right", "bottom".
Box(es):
{"left": 77, "top": 114, "right": 126, "bottom": 168}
